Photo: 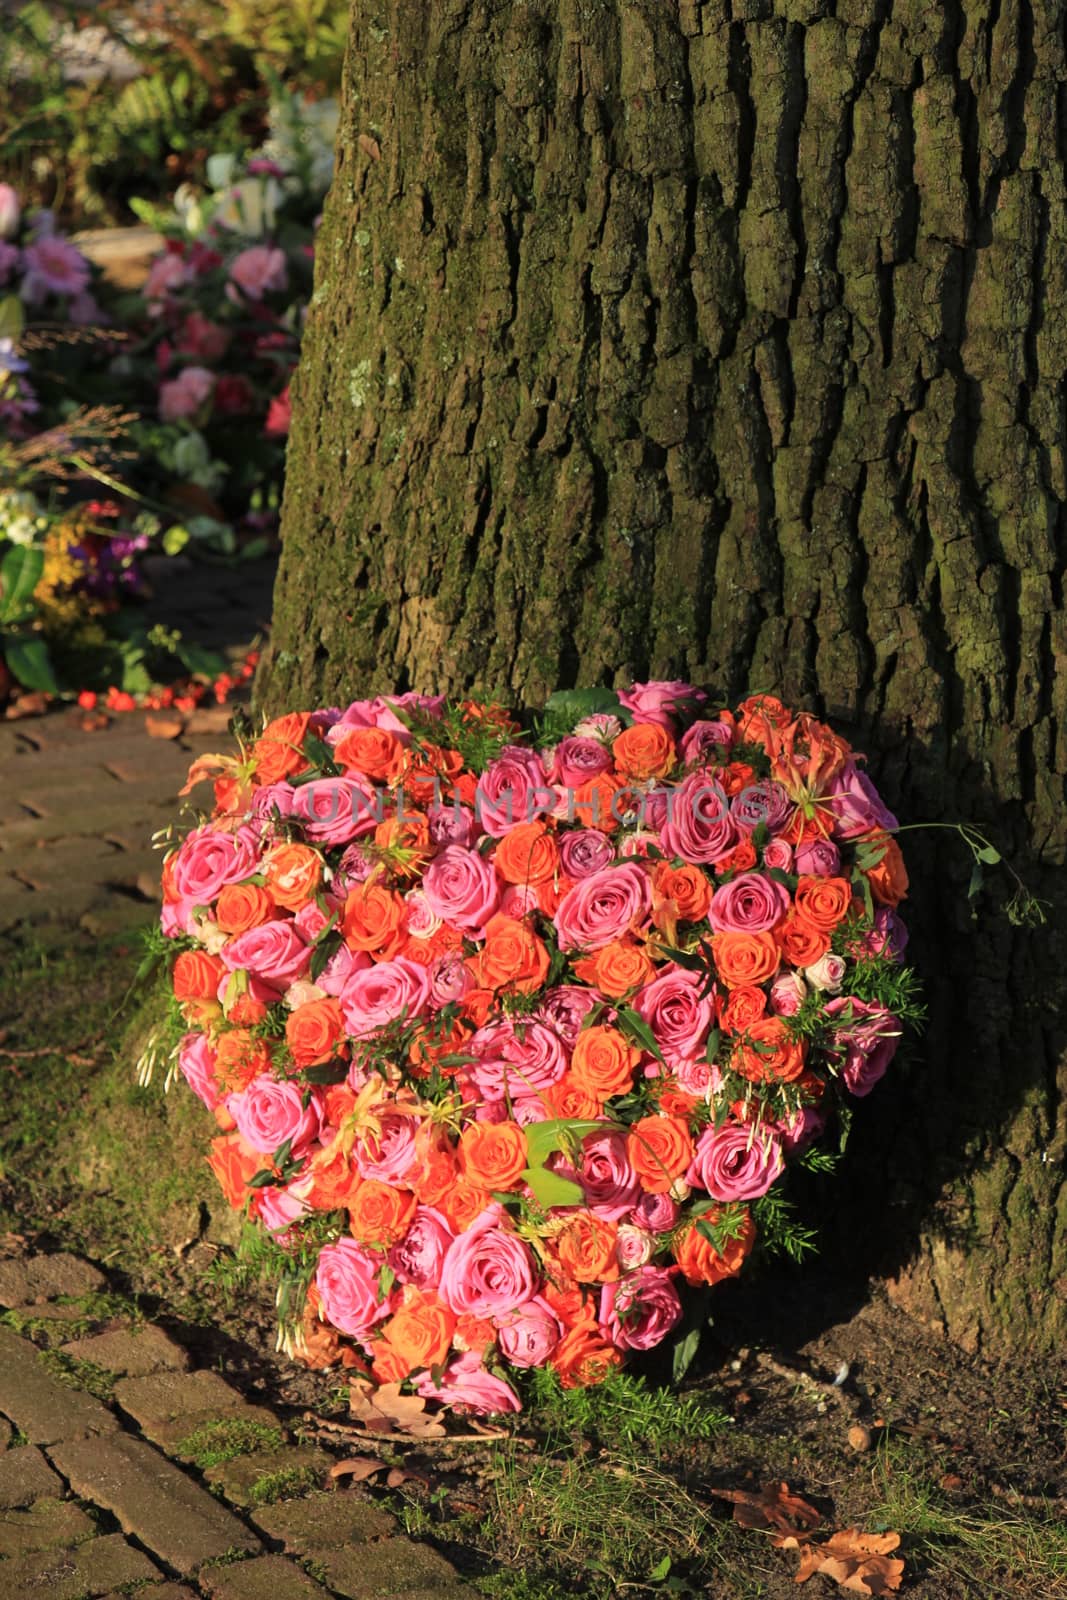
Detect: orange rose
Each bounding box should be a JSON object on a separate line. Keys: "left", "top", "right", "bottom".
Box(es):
{"left": 460, "top": 987, "right": 496, "bottom": 1027}
{"left": 712, "top": 837, "right": 758, "bottom": 874}
{"left": 373, "top": 813, "right": 431, "bottom": 863}
{"left": 305, "top": 1139, "right": 360, "bottom": 1209}
{"left": 555, "top": 1212, "right": 619, "bottom": 1284}
{"left": 611, "top": 722, "right": 676, "bottom": 781}
{"left": 734, "top": 1016, "right": 805, "bottom": 1083}
{"left": 651, "top": 861, "right": 712, "bottom": 923}
{"left": 454, "top": 1312, "right": 496, "bottom": 1355}
{"left": 214, "top": 1029, "right": 272, "bottom": 1092}
{"left": 793, "top": 875, "right": 852, "bottom": 931}
{"left": 438, "top": 1177, "right": 494, "bottom": 1234}
{"left": 719, "top": 762, "right": 757, "bottom": 798}
{"left": 348, "top": 1180, "right": 417, "bottom": 1247}
{"left": 286, "top": 997, "right": 346, "bottom": 1069}
{"left": 468, "top": 914, "right": 549, "bottom": 994}
{"left": 264, "top": 843, "right": 323, "bottom": 911}
{"left": 573, "top": 772, "right": 623, "bottom": 832}
{"left": 774, "top": 914, "right": 829, "bottom": 968}
{"left": 627, "top": 1115, "right": 695, "bottom": 1193}
{"left": 406, "top": 746, "right": 464, "bottom": 805}
{"left": 735, "top": 695, "right": 791, "bottom": 747}
{"left": 544, "top": 1074, "right": 603, "bottom": 1119}
{"left": 570, "top": 1026, "right": 641, "bottom": 1102}
{"left": 333, "top": 725, "right": 406, "bottom": 782}
{"left": 370, "top": 1342, "right": 410, "bottom": 1385}
{"left": 207, "top": 1135, "right": 262, "bottom": 1210}
{"left": 863, "top": 836, "right": 908, "bottom": 907}
{"left": 341, "top": 880, "right": 407, "bottom": 957}
{"left": 459, "top": 1121, "right": 528, "bottom": 1191}
{"left": 378, "top": 1287, "right": 456, "bottom": 1376}
{"left": 657, "top": 1081, "right": 699, "bottom": 1119}
{"left": 493, "top": 822, "right": 560, "bottom": 885}
{"left": 215, "top": 882, "right": 275, "bottom": 935}
{"left": 710, "top": 931, "right": 780, "bottom": 988}
{"left": 719, "top": 984, "right": 767, "bottom": 1033}
{"left": 551, "top": 1317, "right": 624, "bottom": 1388}
{"left": 673, "top": 1208, "right": 756, "bottom": 1285}
{"left": 172, "top": 950, "right": 224, "bottom": 1002}
{"left": 580, "top": 939, "right": 657, "bottom": 998}
{"left": 410, "top": 1135, "right": 459, "bottom": 1207}
{"left": 252, "top": 711, "right": 310, "bottom": 785}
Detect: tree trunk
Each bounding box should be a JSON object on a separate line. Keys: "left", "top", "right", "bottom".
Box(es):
{"left": 261, "top": 0, "right": 1067, "bottom": 1356}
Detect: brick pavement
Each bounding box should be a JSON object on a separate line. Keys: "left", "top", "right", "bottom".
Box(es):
{"left": 0, "top": 555, "right": 275, "bottom": 936}
{"left": 0, "top": 1250, "right": 479, "bottom": 1600}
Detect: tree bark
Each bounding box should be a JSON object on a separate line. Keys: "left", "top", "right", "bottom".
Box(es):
{"left": 262, "top": 0, "right": 1067, "bottom": 1356}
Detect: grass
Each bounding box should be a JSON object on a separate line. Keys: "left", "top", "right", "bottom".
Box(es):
{"left": 247, "top": 1464, "right": 323, "bottom": 1504}
{"left": 37, "top": 1347, "right": 118, "bottom": 1401}
{"left": 176, "top": 1417, "right": 286, "bottom": 1469}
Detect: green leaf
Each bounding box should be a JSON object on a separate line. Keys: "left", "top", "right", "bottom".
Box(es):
{"left": 975, "top": 844, "right": 1001, "bottom": 865}
{"left": 0, "top": 545, "right": 44, "bottom": 624}
{"left": 704, "top": 1026, "right": 721, "bottom": 1066}
{"left": 174, "top": 638, "right": 226, "bottom": 680}
{"left": 670, "top": 1327, "right": 701, "bottom": 1387}
{"left": 967, "top": 862, "right": 984, "bottom": 901}
{"left": 649, "top": 1556, "right": 673, "bottom": 1583}
{"left": 615, "top": 1006, "right": 665, "bottom": 1063}
{"left": 523, "top": 1118, "right": 606, "bottom": 1169}
{"left": 300, "top": 1060, "right": 349, "bottom": 1085}
{"left": 4, "top": 634, "right": 58, "bottom": 693}
{"left": 521, "top": 1165, "right": 585, "bottom": 1210}
{"left": 0, "top": 295, "right": 24, "bottom": 341}
{"left": 543, "top": 687, "right": 625, "bottom": 722}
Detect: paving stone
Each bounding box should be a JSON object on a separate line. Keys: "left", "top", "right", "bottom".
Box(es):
{"left": 148, "top": 1405, "right": 285, "bottom": 1458}
{"left": 307, "top": 1539, "right": 466, "bottom": 1597}
{"left": 0, "top": 1326, "right": 120, "bottom": 1445}
{"left": 0, "top": 1252, "right": 105, "bottom": 1307}
{"left": 249, "top": 1490, "right": 397, "bottom": 1552}
{"left": 0, "top": 1415, "right": 11, "bottom": 1451}
{"left": 203, "top": 1447, "right": 333, "bottom": 1508}
{"left": 61, "top": 1325, "right": 189, "bottom": 1378}
{"left": 99, "top": 1589, "right": 199, "bottom": 1600}
{"left": 49, "top": 1432, "right": 261, "bottom": 1572}
{"left": 0, "top": 1446, "right": 65, "bottom": 1508}
{"left": 200, "top": 1552, "right": 330, "bottom": 1599}
{"left": 0, "top": 1531, "right": 159, "bottom": 1597}
{"left": 114, "top": 1367, "right": 247, "bottom": 1429}
{"left": 0, "top": 1496, "right": 96, "bottom": 1556}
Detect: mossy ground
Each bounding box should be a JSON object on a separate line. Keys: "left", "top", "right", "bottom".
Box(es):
{"left": 1, "top": 926, "right": 1065, "bottom": 1599}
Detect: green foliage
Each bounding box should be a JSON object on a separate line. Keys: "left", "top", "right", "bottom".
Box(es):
{"left": 247, "top": 1463, "right": 321, "bottom": 1503}
{"left": 37, "top": 1347, "right": 117, "bottom": 1401}
{"left": 523, "top": 1367, "right": 729, "bottom": 1454}
{"left": 177, "top": 1416, "right": 285, "bottom": 1468}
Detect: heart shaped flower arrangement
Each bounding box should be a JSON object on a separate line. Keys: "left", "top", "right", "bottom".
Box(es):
{"left": 158, "top": 682, "right": 913, "bottom": 1414}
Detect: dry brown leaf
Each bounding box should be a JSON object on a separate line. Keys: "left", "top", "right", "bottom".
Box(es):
{"left": 180, "top": 751, "right": 237, "bottom": 795}
{"left": 358, "top": 133, "right": 381, "bottom": 161}
{"left": 349, "top": 1378, "right": 447, "bottom": 1438}
{"left": 330, "top": 1455, "right": 387, "bottom": 1483}
{"left": 790, "top": 1528, "right": 904, "bottom": 1594}
{"left": 184, "top": 705, "right": 234, "bottom": 734}
{"left": 385, "top": 1466, "right": 411, "bottom": 1488}
{"left": 146, "top": 713, "right": 185, "bottom": 740}
{"left": 712, "top": 1481, "right": 822, "bottom": 1538}
{"left": 5, "top": 691, "right": 51, "bottom": 719}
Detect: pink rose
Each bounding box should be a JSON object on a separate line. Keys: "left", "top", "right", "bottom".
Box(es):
{"left": 599, "top": 1265, "right": 682, "bottom": 1352}
{"left": 159, "top": 364, "right": 215, "bottom": 422}
{"left": 824, "top": 997, "right": 901, "bottom": 1097}
{"left": 176, "top": 311, "right": 230, "bottom": 361}
{"left": 468, "top": 1017, "right": 567, "bottom": 1100}
{"left": 658, "top": 773, "right": 739, "bottom": 864}
{"left": 630, "top": 1191, "right": 679, "bottom": 1233}
{"left": 576, "top": 1130, "right": 640, "bottom": 1221}
{"left": 635, "top": 966, "right": 715, "bottom": 1064}
{"left": 222, "top": 920, "right": 310, "bottom": 990}
{"left": 769, "top": 972, "right": 806, "bottom": 1016}
{"left": 428, "top": 802, "right": 475, "bottom": 847}
{"left": 252, "top": 1183, "right": 310, "bottom": 1239}
{"left": 178, "top": 1033, "right": 220, "bottom": 1110}
{"left": 475, "top": 746, "right": 552, "bottom": 836}
{"left": 428, "top": 949, "right": 473, "bottom": 1007}
{"left": 536, "top": 984, "right": 600, "bottom": 1046}
{"left": 415, "top": 1351, "right": 521, "bottom": 1415}
{"left": 290, "top": 778, "right": 379, "bottom": 845}
{"left": 318, "top": 944, "right": 371, "bottom": 997}
{"left": 340, "top": 957, "right": 430, "bottom": 1037}
{"left": 226, "top": 1076, "right": 321, "bottom": 1157}
{"left": 171, "top": 825, "right": 260, "bottom": 904}
{"left": 422, "top": 845, "right": 500, "bottom": 931}
{"left": 558, "top": 829, "right": 615, "bottom": 880}
{"left": 495, "top": 1296, "right": 561, "bottom": 1368}
{"left": 499, "top": 884, "right": 539, "bottom": 919}
{"left": 549, "top": 736, "right": 614, "bottom": 788}
{"left": 687, "top": 1122, "right": 785, "bottom": 1201}
{"left": 680, "top": 719, "right": 735, "bottom": 763}
{"left": 353, "top": 1113, "right": 420, "bottom": 1185}
{"left": 730, "top": 781, "right": 792, "bottom": 834}
{"left": 825, "top": 761, "right": 898, "bottom": 840}
{"left": 618, "top": 680, "right": 704, "bottom": 729}
{"left": 316, "top": 1238, "right": 392, "bottom": 1338}
{"left": 554, "top": 862, "right": 651, "bottom": 951}
{"left": 615, "top": 1224, "right": 655, "bottom": 1269}
{"left": 144, "top": 251, "right": 190, "bottom": 302}
{"left": 438, "top": 1207, "right": 538, "bottom": 1318}
{"left": 673, "top": 1058, "right": 720, "bottom": 1098}
{"left": 709, "top": 871, "right": 791, "bottom": 934}
{"left": 389, "top": 1207, "right": 454, "bottom": 1290}
{"left": 777, "top": 1105, "right": 826, "bottom": 1155}
{"left": 794, "top": 838, "right": 840, "bottom": 876}
{"left": 763, "top": 838, "right": 793, "bottom": 871}
{"left": 229, "top": 244, "right": 288, "bottom": 298}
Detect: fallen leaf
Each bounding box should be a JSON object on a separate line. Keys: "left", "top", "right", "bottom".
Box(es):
{"left": 184, "top": 705, "right": 234, "bottom": 734}
{"left": 5, "top": 691, "right": 51, "bottom": 719}
{"left": 358, "top": 133, "right": 381, "bottom": 162}
{"left": 385, "top": 1466, "right": 410, "bottom": 1488}
{"left": 349, "top": 1378, "right": 447, "bottom": 1438}
{"left": 146, "top": 713, "right": 185, "bottom": 740}
{"left": 711, "top": 1481, "right": 822, "bottom": 1538}
{"left": 330, "top": 1456, "right": 387, "bottom": 1483}
{"left": 790, "top": 1529, "right": 903, "bottom": 1593}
